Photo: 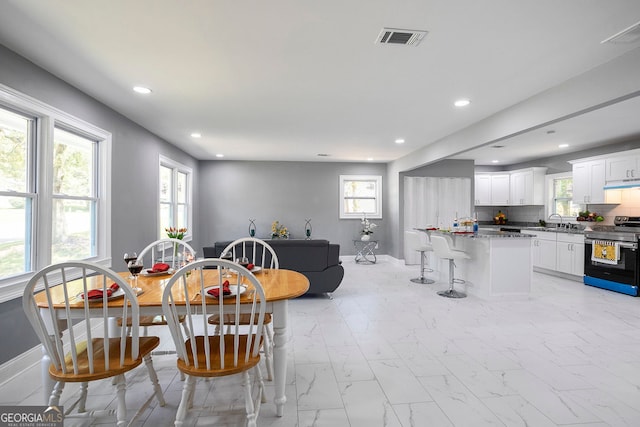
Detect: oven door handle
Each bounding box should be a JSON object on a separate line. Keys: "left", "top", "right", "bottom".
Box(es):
{"left": 585, "top": 240, "right": 638, "bottom": 250}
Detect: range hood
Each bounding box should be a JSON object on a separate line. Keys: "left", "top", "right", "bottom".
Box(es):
{"left": 604, "top": 179, "right": 640, "bottom": 190}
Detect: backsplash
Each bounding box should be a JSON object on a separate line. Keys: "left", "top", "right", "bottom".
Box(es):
{"left": 475, "top": 189, "right": 640, "bottom": 226}
{"left": 475, "top": 206, "right": 545, "bottom": 225}
{"left": 584, "top": 188, "right": 640, "bottom": 225}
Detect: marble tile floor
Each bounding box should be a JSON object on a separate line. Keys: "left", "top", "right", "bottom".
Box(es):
{"left": 3, "top": 259, "right": 640, "bottom": 426}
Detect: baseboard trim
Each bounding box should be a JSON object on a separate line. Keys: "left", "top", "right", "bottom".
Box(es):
{"left": 0, "top": 344, "right": 41, "bottom": 387}
{"left": 341, "top": 254, "right": 404, "bottom": 265}
{"left": 0, "top": 319, "right": 104, "bottom": 388}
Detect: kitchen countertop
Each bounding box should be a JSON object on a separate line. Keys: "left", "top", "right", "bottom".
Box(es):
{"left": 434, "top": 230, "right": 532, "bottom": 239}
{"left": 480, "top": 223, "right": 586, "bottom": 235}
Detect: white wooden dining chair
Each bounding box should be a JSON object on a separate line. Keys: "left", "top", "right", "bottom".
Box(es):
{"left": 162, "top": 259, "right": 267, "bottom": 427}
{"left": 120, "top": 238, "right": 196, "bottom": 336}
{"left": 137, "top": 237, "right": 197, "bottom": 271}
{"left": 209, "top": 237, "right": 278, "bottom": 380}
{"left": 22, "top": 261, "right": 165, "bottom": 426}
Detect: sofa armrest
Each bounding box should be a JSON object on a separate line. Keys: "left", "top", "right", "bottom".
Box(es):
{"left": 328, "top": 244, "right": 341, "bottom": 266}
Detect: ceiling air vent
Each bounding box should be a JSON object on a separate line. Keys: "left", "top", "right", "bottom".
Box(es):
{"left": 376, "top": 27, "right": 427, "bottom": 46}
{"left": 601, "top": 20, "right": 640, "bottom": 44}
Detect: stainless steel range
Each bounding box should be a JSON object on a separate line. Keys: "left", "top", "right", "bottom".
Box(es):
{"left": 584, "top": 216, "right": 640, "bottom": 296}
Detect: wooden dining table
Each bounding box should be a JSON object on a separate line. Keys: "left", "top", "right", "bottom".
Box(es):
{"left": 34, "top": 267, "right": 309, "bottom": 417}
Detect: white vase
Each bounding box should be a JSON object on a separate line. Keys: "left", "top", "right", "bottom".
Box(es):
{"left": 361, "top": 234, "right": 370, "bottom": 241}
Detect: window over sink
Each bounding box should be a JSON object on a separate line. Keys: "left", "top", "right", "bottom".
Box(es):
{"left": 547, "top": 172, "right": 579, "bottom": 219}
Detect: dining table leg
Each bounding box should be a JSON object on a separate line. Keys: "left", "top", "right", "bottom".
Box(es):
{"left": 272, "top": 300, "right": 288, "bottom": 417}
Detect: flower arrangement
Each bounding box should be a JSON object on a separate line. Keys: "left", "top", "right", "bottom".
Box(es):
{"left": 165, "top": 227, "right": 187, "bottom": 240}
{"left": 271, "top": 221, "right": 289, "bottom": 239}
{"left": 361, "top": 216, "right": 377, "bottom": 235}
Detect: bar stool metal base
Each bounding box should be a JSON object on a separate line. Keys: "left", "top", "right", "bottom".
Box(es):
{"left": 437, "top": 288, "right": 466, "bottom": 298}
{"left": 411, "top": 277, "right": 435, "bottom": 284}
{"left": 410, "top": 250, "right": 434, "bottom": 284}
{"left": 438, "top": 259, "right": 467, "bottom": 298}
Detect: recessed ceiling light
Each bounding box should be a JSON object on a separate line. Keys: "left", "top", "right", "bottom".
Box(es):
{"left": 215, "top": 153, "right": 224, "bottom": 158}
{"left": 395, "top": 139, "right": 405, "bottom": 144}
{"left": 454, "top": 99, "right": 470, "bottom": 107}
{"left": 133, "top": 86, "right": 152, "bottom": 94}
{"left": 317, "top": 153, "right": 330, "bottom": 157}
{"left": 558, "top": 143, "right": 569, "bottom": 148}
{"left": 546, "top": 130, "right": 556, "bottom": 134}
{"left": 491, "top": 160, "right": 499, "bottom": 163}
{"left": 367, "top": 158, "right": 374, "bottom": 161}
{"left": 191, "top": 132, "right": 201, "bottom": 138}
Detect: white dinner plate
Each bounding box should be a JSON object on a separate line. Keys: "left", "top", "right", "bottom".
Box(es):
{"left": 140, "top": 268, "right": 175, "bottom": 277}
{"left": 229, "top": 265, "right": 262, "bottom": 274}
{"left": 78, "top": 287, "right": 125, "bottom": 301}
{"left": 203, "top": 284, "right": 247, "bottom": 299}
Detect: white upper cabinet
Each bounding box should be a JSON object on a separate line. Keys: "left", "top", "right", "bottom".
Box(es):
{"left": 573, "top": 160, "right": 610, "bottom": 204}
{"left": 474, "top": 174, "right": 492, "bottom": 205}
{"left": 491, "top": 174, "right": 510, "bottom": 205}
{"left": 606, "top": 156, "right": 639, "bottom": 181}
{"left": 570, "top": 158, "right": 621, "bottom": 204}
{"left": 474, "top": 173, "right": 509, "bottom": 205}
{"left": 509, "top": 167, "right": 547, "bottom": 205}
{"left": 475, "top": 168, "right": 546, "bottom": 206}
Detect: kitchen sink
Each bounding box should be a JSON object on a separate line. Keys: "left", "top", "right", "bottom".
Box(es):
{"left": 524, "top": 226, "right": 583, "bottom": 233}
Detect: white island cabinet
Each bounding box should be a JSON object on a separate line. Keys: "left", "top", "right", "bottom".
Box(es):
{"left": 436, "top": 231, "right": 532, "bottom": 299}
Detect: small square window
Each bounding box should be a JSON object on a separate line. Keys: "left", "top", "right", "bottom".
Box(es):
{"left": 339, "top": 175, "right": 382, "bottom": 219}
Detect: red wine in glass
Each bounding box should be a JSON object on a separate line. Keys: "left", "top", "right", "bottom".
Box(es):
{"left": 128, "top": 262, "right": 143, "bottom": 276}
{"left": 124, "top": 252, "right": 137, "bottom": 266}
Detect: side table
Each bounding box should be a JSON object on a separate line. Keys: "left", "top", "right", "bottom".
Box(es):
{"left": 353, "top": 240, "right": 378, "bottom": 264}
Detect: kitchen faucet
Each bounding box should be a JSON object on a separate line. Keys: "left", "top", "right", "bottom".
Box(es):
{"left": 548, "top": 213, "right": 563, "bottom": 228}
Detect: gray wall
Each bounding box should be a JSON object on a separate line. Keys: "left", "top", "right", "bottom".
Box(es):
{"left": 198, "top": 161, "right": 387, "bottom": 255}
{"left": 0, "top": 44, "right": 200, "bottom": 363}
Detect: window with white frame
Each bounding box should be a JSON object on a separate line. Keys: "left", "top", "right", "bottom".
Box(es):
{"left": 548, "top": 173, "right": 579, "bottom": 218}
{"left": 159, "top": 156, "right": 192, "bottom": 240}
{"left": 339, "top": 175, "right": 382, "bottom": 219}
{"left": 0, "top": 84, "right": 111, "bottom": 301}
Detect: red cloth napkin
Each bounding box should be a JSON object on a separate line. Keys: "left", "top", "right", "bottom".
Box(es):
{"left": 207, "top": 280, "right": 231, "bottom": 297}
{"left": 84, "top": 283, "right": 119, "bottom": 300}
{"left": 148, "top": 262, "right": 170, "bottom": 273}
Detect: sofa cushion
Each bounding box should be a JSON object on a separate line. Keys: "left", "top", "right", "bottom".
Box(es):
{"left": 265, "top": 239, "right": 331, "bottom": 272}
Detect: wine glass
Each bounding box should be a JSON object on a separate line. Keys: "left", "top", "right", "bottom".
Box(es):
{"left": 127, "top": 259, "right": 144, "bottom": 292}
{"left": 124, "top": 252, "right": 137, "bottom": 276}
{"left": 236, "top": 257, "right": 250, "bottom": 268}
{"left": 221, "top": 251, "right": 233, "bottom": 278}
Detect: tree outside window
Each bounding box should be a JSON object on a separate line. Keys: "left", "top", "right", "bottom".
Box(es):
{"left": 553, "top": 177, "right": 579, "bottom": 217}
{"left": 0, "top": 87, "right": 110, "bottom": 292}
{"left": 51, "top": 128, "right": 97, "bottom": 264}
{"left": 0, "top": 107, "right": 32, "bottom": 278}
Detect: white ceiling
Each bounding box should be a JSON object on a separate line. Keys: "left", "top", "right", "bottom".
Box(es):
{"left": 1, "top": 1, "right": 640, "bottom": 164}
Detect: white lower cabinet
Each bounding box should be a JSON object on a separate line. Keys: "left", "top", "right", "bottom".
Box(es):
{"left": 556, "top": 234, "right": 585, "bottom": 276}
{"left": 528, "top": 231, "right": 557, "bottom": 270}
{"left": 522, "top": 230, "right": 584, "bottom": 277}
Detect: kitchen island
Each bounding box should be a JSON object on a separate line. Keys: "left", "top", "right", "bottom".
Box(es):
{"left": 431, "top": 230, "right": 533, "bottom": 299}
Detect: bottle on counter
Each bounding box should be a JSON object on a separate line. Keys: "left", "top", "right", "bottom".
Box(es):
{"left": 453, "top": 213, "right": 459, "bottom": 232}
{"left": 473, "top": 212, "right": 479, "bottom": 233}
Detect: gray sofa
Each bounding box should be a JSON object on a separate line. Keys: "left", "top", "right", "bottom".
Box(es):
{"left": 202, "top": 239, "right": 344, "bottom": 296}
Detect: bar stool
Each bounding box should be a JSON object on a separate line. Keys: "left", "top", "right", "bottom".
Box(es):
{"left": 405, "top": 230, "right": 434, "bottom": 284}
{"left": 430, "top": 235, "right": 470, "bottom": 298}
